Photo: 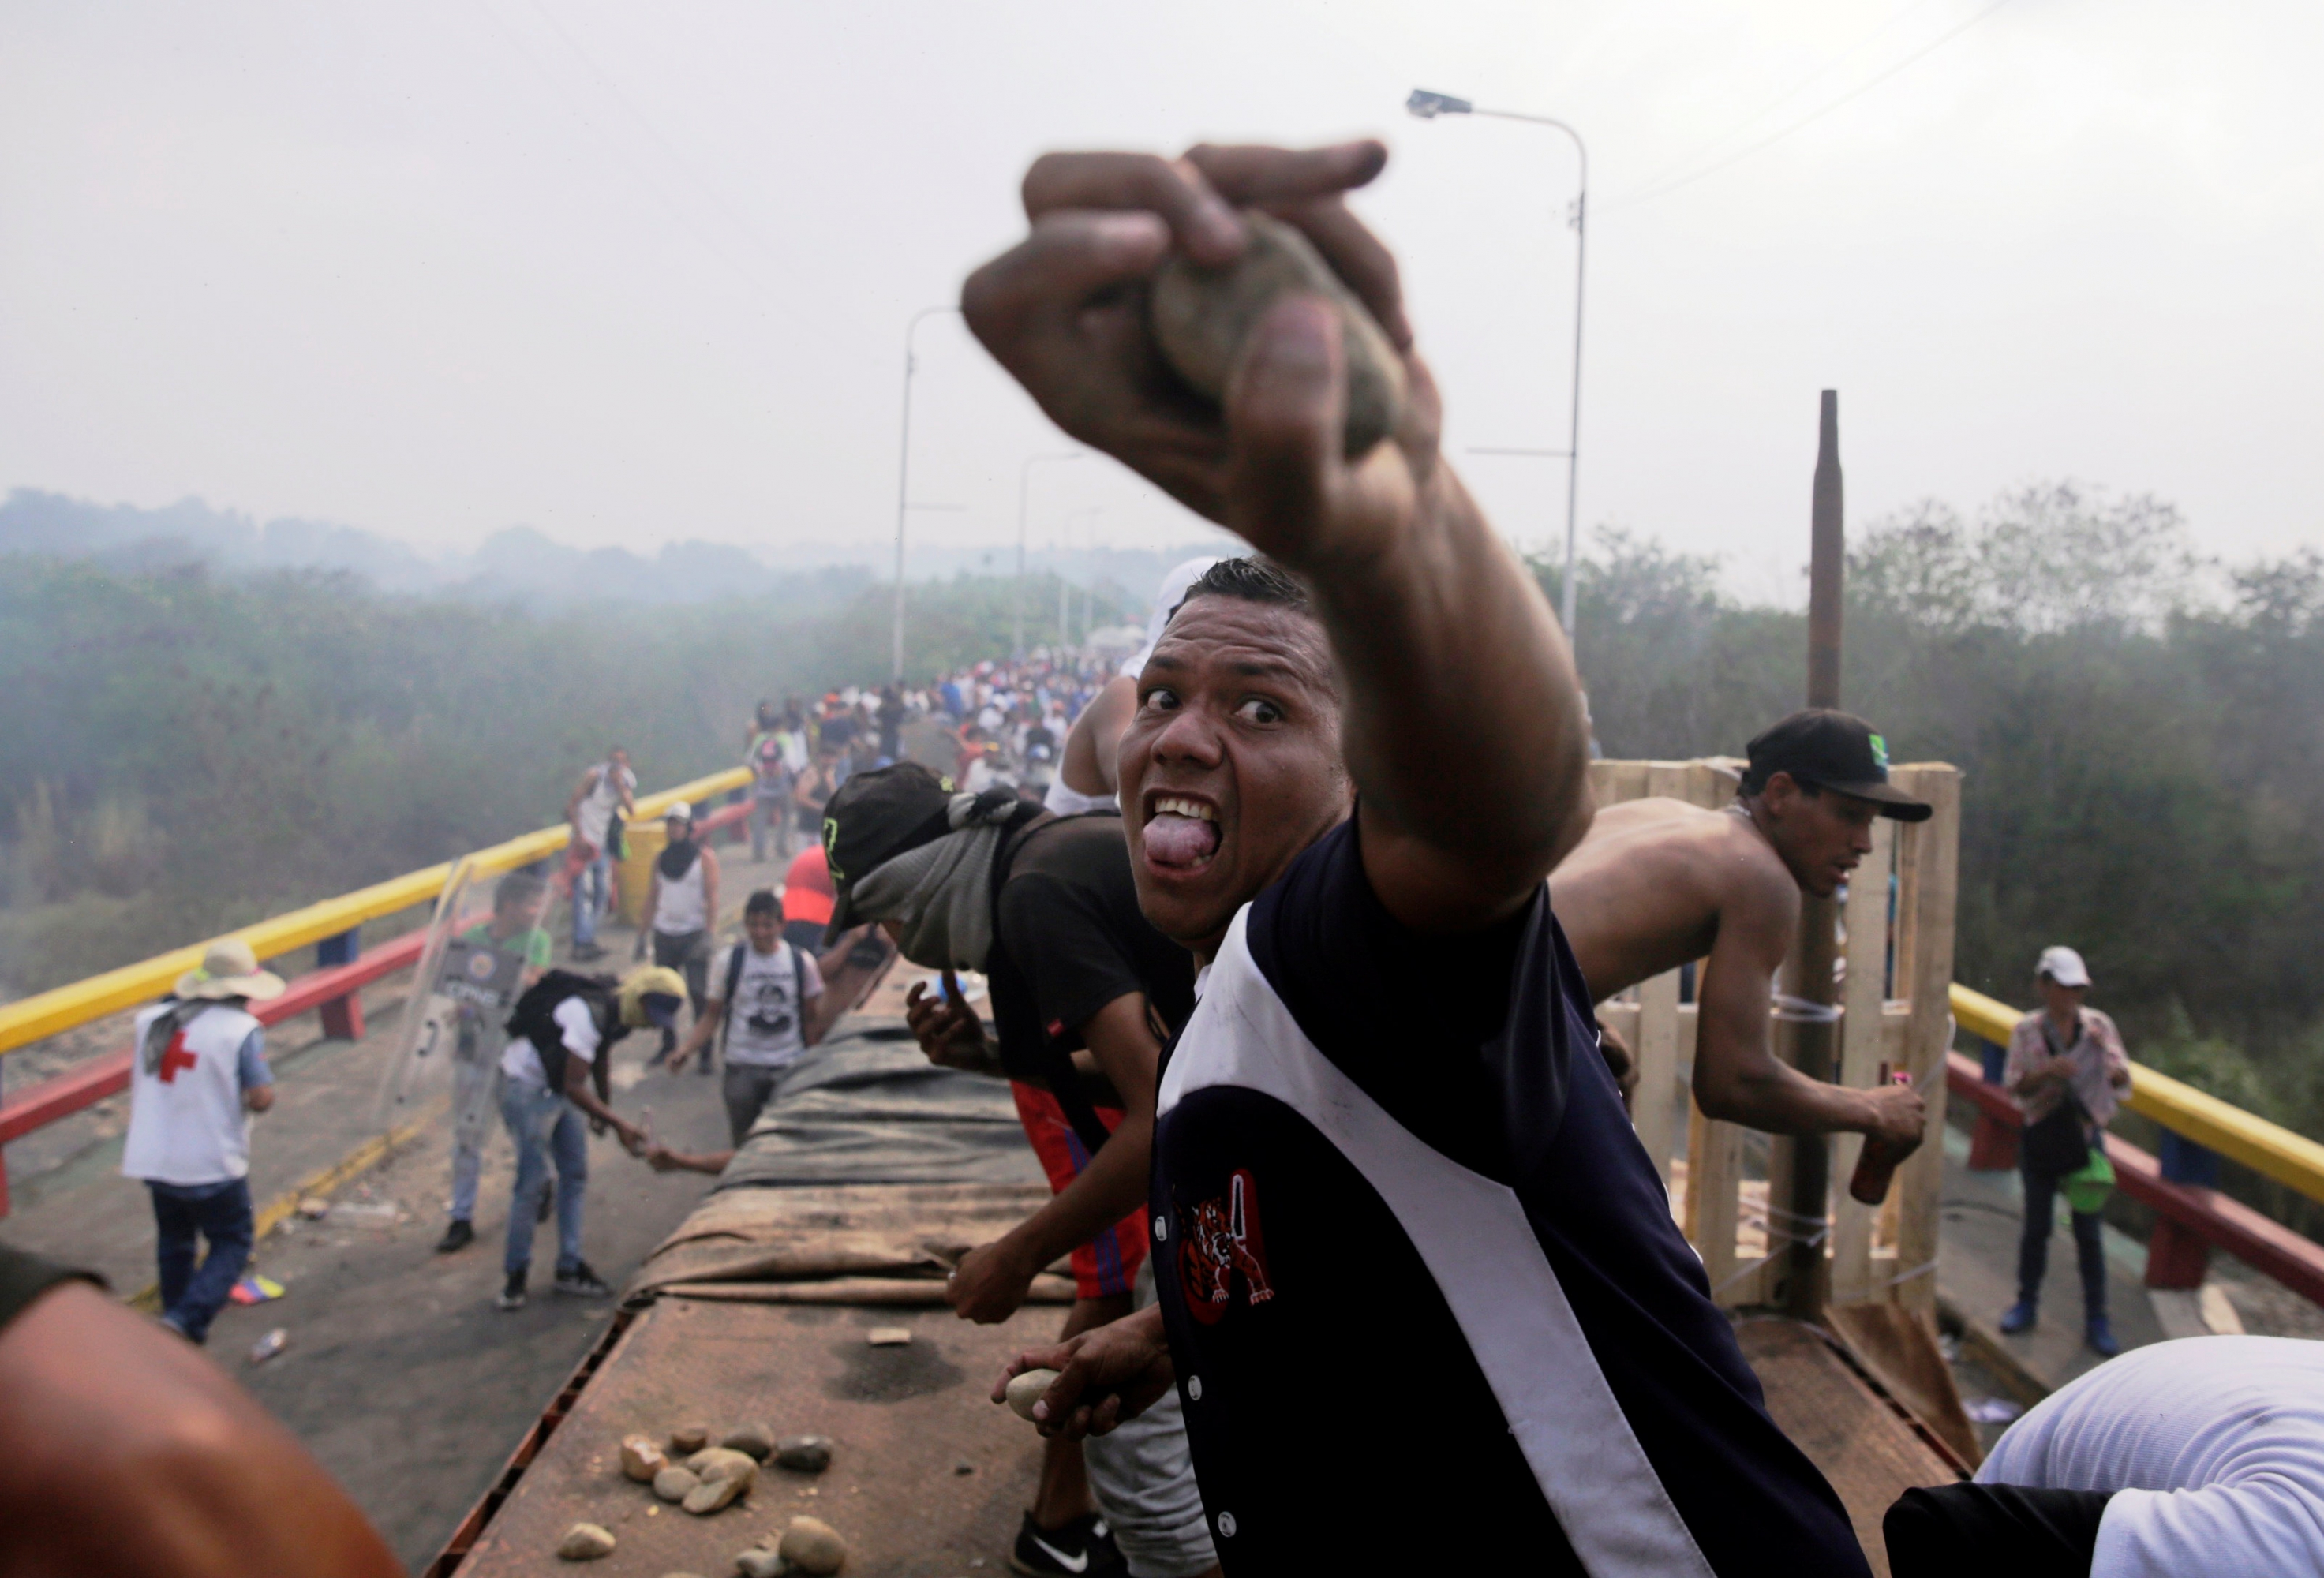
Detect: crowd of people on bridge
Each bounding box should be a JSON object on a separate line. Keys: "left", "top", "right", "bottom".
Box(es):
{"left": 7, "top": 133, "right": 2324, "bottom": 1578}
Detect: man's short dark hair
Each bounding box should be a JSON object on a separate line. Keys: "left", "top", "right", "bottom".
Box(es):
{"left": 1169, "top": 556, "right": 1311, "bottom": 623}
{"left": 744, "top": 888, "right": 780, "bottom": 918}
{"left": 1738, "top": 764, "right": 1821, "bottom": 799}
{"left": 495, "top": 872, "right": 547, "bottom": 911}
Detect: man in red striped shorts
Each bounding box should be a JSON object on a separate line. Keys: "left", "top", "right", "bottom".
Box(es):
{"left": 822, "top": 765, "right": 1215, "bottom": 1578}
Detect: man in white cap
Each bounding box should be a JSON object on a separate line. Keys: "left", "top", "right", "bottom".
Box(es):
{"left": 122, "top": 937, "right": 286, "bottom": 1344}
{"left": 1046, "top": 555, "right": 1222, "bottom": 817}
{"left": 2001, "top": 944, "right": 2133, "bottom": 1355}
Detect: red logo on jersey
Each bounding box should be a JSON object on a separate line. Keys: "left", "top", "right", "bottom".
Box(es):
{"left": 157, "top": 1031, "right": 198, "bottom": 1083}
{"left": 1177, "top": 1169, "right": 1274, "bottom": 1325}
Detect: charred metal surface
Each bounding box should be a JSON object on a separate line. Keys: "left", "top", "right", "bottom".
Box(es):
{"left": 445, "top": 1296, "right": 1054, "bottom": 1576}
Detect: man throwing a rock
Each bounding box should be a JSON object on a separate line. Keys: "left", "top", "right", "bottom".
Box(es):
{"left": 1550, "top": 709, "right": 1929, "bottom": 1154}
{"left": 975, "top": 141, "right": 1869, "bottom": 1574}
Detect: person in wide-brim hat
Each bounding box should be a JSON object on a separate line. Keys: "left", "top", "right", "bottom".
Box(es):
{"left": 174, "top": 937, "right": 286, "bottom": 1002}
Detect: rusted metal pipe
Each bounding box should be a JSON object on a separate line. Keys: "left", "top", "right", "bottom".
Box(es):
{"left": 1779, "top": 389, "right": 1844, "bottom": 1319}
{"left": 1807, "top": 390, "right": 1843, "bottom": 709}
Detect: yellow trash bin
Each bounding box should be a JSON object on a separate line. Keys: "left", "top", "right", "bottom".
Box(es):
{"left": 614, "top": 820, "right": 668, "bottom": 929}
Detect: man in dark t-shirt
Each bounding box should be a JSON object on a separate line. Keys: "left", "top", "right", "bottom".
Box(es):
{"left": 964, "top": 140, "right": 1870, "bottom": 1575}
{"left": 822, "top": 768, "right": 1215, "bottom": 1578}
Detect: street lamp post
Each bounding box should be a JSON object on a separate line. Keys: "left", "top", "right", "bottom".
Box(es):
{"left": 1407, "top": 88, "right": 1589, "bottom": 654}
{"left": 1016, "top": 451, "right": 1083, "bottom": 660}
{"left": 893, "top": 305, "right": 961, "bottom": 681}
{"left": 1056, "top": 506, "right": 1102, "bottom": 649}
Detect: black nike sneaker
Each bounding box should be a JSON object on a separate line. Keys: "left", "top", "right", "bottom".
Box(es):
{"left": 1010, "top": 1511, "right": 1124, "bottom": 1576}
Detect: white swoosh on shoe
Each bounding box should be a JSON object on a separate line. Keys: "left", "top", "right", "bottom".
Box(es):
{"left": 1028, "top": 1535, "right": 1091, "bottom": 1573}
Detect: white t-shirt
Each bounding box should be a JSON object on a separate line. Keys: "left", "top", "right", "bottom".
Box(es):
{"left": 717, "top": 940, "right": 825, "bottom": 1068}
{"left": 501, "top": 995, "right": 601, "bottom": 1087}
{"left": 575, "top": 762, "right": 636, "bottom": 849}
{"left": 1979, "top": 1335, "right": 2324, "bottom": 1576}
{"left": 653, "top": 847, "right": 709, "bottom": 934}
{"left": 1043, "top": 778, "right": 1117, "bottom": 817}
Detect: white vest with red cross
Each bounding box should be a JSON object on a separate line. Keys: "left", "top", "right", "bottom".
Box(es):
{"left": 122, "top": 1000, "right": 261, "bottom": 1186}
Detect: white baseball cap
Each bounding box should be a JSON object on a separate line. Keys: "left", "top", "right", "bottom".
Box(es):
{"left": 2037, "top": 945, "right": 2091, "bottom": 989}
{"left": 665, "top": 799, "right": 693, "bottom": 823}
{"left": 1121, "top": 555, "right": 1226, "bottom": 678}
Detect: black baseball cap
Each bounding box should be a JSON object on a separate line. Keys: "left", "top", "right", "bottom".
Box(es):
{"left": 820, "top": 763, "right": 959, "bottom": 942}
{"left": 1744, "top": 709, "right": 1931, "bottom": 821}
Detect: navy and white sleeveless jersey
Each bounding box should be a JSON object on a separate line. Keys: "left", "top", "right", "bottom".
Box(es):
{"left": 1150, "top": 819, "right": 1869, "bottom": 1576}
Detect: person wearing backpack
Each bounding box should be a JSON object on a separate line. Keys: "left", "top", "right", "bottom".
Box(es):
{"left": 668, "top": 890, "right": 843, "bottom": 1144}
{"left": 2000, "top": 945, "right": 2135, "bottom": 1356}
{"left": 493, "top": 964, "right": 674, "bottom": 1310}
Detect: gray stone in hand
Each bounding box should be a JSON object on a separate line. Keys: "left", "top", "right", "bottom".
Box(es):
{"left": 1150, "top": 211, "right": 1407, "bottom": 459}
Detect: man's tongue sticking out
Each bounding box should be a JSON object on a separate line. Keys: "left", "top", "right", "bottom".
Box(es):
{"left": 1145, "top": 811, "right": 1220, "bottom": 869}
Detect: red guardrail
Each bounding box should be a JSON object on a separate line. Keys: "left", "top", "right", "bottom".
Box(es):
{"left": 0, "top": 795, "right": 756, "bottom": 1218}
{"left": 1945, "top": 1049, "right": 2324, "bottom": 1307}
{"left": 0, "top": 929, "right": 435, "bottom": 1217}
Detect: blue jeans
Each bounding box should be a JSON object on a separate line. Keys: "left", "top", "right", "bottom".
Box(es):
{"left": 2017, "top": 1164, "right": 2109, "bottom": 1320}
{"left": 751, "top": 792, "right": 791, "bottom": 862}
{"left": 501, "top": 1079, "right": 587, "bottom": 1277}
{"left": 148, "top": 1177, "right": 254, "bottom": 1344}
{"left": 572, "top": 851, "right": 612, "bottom": 946}
{"left": 447, "top": 1056, "right": 503, "bottom": 1222}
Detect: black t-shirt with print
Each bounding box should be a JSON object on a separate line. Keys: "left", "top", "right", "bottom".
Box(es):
{"left": 1148, "top": 817, "right": 1868, "bottom": 1575}
{"left": 986, "top": 813, "right": 1196, "bottom": 1090}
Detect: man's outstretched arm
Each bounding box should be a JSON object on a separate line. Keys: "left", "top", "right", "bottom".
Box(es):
{"left": 962, "top": 142, "right": 1591, "bottom": 933}
{"left": 1693, "top": 874, "right": 1925, "bottom": 1147}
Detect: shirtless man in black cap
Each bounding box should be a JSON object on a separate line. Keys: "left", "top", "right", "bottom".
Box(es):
{"left": 1551, "top": 709, "right": 1929, "bottom": 1150}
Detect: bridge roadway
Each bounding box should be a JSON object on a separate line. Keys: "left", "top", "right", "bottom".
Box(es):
{"left": 0, "top": 842, "right": 814, "bottom": 1569}
{"left": 6, "top": 839, "right": 2322, "bottom": 1562}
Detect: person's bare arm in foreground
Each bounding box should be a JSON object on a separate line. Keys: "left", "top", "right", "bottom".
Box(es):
{"left": 1059, "top": 675, "right": 1137, "bottom": 798}
{"left": 0, "top": 1280, "right": 402, "bottom": 1578}
{"left": 964, "top": 138, "right": 1592, "bottom": 1430}
{"left": 948, "top": 992, "right": 1164, "bottom": 1323}
{"left": 1691, "top": 858, "right": 1921, "bottom": 1148}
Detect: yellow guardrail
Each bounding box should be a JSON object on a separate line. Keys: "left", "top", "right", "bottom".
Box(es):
{"left": 1949, "top": 982, "right": 2324, "bottom": 1206}
{"left": 0, "top": 768, "right": 751, "bottom": 1058}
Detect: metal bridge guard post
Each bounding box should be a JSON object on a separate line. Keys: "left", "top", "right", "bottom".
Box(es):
{"left": 317, "top": 926, "right": 365, "bottom": 1041}
{"left": 2146, "top": 1133, "right": 2222, "bottom": 1288}
{"left": 1967, "top": 1035, "right": 2019, "bottom": 1171}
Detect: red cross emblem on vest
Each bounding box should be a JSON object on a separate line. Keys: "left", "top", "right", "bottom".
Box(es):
{"left": 158, "top": 1031, "right": 199, "bottom": 1083}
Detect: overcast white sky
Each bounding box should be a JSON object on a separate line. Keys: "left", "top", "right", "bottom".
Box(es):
{"left": 4, "top": 0, "right": 2318, "bottom": 603}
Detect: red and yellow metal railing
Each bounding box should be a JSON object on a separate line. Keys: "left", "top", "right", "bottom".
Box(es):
{"left": 0, "top": 768, "right": 751, "bottom": 1216}
{"left": 1948, "top": 982, "right": 2324, "bottom": 1306}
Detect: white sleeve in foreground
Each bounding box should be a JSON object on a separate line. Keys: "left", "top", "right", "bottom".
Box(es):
{"left": 2097, "top": 1478, "right": 2324, "bottom": 1578}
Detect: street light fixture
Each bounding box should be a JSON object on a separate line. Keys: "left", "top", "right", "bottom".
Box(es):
{"left": 1016, "top": 451, "right": 1084, "bottom": 660}
{"left": 892, "top": 305, "right": 962, "bottom": 681}
{"left": 1407, "top": 88, "right": 1589, "bottom": 655}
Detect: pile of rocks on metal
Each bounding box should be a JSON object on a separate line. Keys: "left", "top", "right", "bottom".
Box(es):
{"left": 555, "top": 1419, "right": 848, "bottom": 1573}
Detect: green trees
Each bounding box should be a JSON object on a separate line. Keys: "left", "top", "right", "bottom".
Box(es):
{"left": 0, "top": 559, "right": 1124, "bottom": 992}
{"left": 1544, "top": 484, "right": 2324, "bottom": 1145}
